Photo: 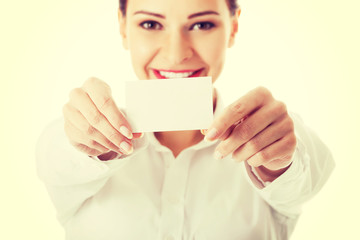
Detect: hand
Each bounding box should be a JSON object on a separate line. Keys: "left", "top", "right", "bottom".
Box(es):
{"left": 62, "top": 77, "right": 143, "bottom": 157}
{"left": 205, "top": 87, "right": 296, "bottom": 178}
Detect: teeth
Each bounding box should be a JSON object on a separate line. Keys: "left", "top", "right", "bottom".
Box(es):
{"left": 159, "top": 71, "right": 195, "bottom": 78}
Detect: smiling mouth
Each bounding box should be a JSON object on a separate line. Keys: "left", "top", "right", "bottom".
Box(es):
{"left": 152, "top": 68, "right": 204, "bottom": 79}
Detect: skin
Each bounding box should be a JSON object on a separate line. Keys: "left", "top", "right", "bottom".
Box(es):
{"left": 63, "top": 0, "right": 296, "bottom": 182}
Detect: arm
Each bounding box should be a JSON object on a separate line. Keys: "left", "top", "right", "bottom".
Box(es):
{"left": 36, "top": 118, "right": 147, "bottom": 225}
{"left": 204, "top": 87, "right": 335, "bottom": 219}
{"left": 36, "top": 77, "right": 145, "bottom": 225}
{"left": 244, "top": 113, "right": 335, "bottom": 218}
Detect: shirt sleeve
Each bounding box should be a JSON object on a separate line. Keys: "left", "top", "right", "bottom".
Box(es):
{"left": 243, "top": 112, "right": 335, "bottom": 220}
{"left": 35, "top": 117, "right": 148, "bottom": 226}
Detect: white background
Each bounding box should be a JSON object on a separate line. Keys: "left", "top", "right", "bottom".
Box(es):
{"left": 1, "top": 0, "right": 359, "bottom": 239}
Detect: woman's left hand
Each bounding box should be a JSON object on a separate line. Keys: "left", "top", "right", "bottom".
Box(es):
{"left": 205, "top": 87, "right": 297, "bottom": 180}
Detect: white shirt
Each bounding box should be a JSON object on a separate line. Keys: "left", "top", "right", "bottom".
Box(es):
{"left": 36, "top": 91, "right": 335, "bottom": 240}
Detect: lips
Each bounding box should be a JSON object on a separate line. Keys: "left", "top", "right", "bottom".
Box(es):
{"left": 152, "top": 68, "right": 204, "bottom": 79}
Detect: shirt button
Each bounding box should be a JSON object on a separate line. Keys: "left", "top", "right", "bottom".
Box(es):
{"left": 164, "top": 234, "right": 175, "bottom": 240}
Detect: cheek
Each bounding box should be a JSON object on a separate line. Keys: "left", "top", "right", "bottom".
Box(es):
{"left": 192, "top": 30, "right": 228, "bottom": 79}
{"left": 128, "top": 30, "right": 160, "bottom": 79}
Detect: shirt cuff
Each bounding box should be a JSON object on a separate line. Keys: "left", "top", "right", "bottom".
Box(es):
{"left": 244, "top": 161, "right": 266, "bottom": 189}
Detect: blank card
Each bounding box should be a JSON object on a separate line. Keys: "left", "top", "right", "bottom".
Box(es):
{"left": 125, "top": 77, "right": 213, "bottom": 133}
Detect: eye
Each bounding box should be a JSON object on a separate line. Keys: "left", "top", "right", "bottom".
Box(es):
{"left": 139, "top": 21, "right": 163, "bottom": 30}
{"left": 190, "top": 22, "right": 215, "bottom": 31}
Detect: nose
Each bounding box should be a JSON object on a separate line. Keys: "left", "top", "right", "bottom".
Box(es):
{"left": 161, "top": 30, "right": 193, "bottom": 65}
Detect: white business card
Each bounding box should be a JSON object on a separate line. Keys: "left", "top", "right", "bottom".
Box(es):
{"left": 125, "top": 77, "right": 213, "bottom": 133}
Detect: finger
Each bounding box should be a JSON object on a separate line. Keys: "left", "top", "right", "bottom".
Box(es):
{"left": 63, "top": 103, "right": 126, "bottom": 154}
{"left": 232, "top": 114, "right": 293, "bottom": 162}
{"left": 214, "top": 101, "right": 286, "bottom": 159}
{"left": 64, "top": 120, "right": 110, "bottom": 154}
{"left": 205, "top": 87, "right": 273, "bottom": 141}
{"left": 82, "top": 77, "right": 133, "bottom": 138}
{"left": 69, "top": 88, "right": 129, "bottom": 149}
{"left": 73, "top": 143, "right": 103, "bottom": 157}
{"left": 247, "top": 133, "right": 297, "bottom": 168}
{"left": 218, "top": 115, "right": 249, "bottom": 141}
{"left": 215, "top": 125, "right": 234, "bottom": 141}
{"left": 263, "top": 158, "right": 293, "bottom": 171}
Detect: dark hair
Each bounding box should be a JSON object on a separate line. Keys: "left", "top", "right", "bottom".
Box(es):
{"left": 119, "top": 0, "right": 239, "bottom": 16}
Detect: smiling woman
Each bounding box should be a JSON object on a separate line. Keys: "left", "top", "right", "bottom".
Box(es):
{"left": 35, "top": 0, "right": 335, "bottom": 239}
{"left": 119, "top": 0, "right": 240, "bottom": 83}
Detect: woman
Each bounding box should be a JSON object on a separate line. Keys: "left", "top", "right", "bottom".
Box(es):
{"left": 36, "top": 0, "right": 335, "bottom": 239}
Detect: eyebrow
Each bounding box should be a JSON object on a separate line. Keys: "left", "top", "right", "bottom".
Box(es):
{"left": 188, "top": 11, "right": 219, "bottom": 19}
{"left": 133, "top": 11, "right": 165, "bottom": 18}
{"left": 133, "top": 10, "right": 219, "bottom": 19}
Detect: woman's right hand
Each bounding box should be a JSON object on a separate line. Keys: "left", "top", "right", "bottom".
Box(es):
{"left": 62, "top": 77, "right": 142, "bottom": 158}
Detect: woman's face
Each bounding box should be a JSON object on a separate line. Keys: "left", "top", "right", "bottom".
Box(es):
{"left": 118, "top": 0, "right": 240, "bottom": 83}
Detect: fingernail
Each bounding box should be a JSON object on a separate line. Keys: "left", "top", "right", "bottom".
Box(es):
{"left": 120, "top": 126, "right": 133, "bottom": 139}
{"left": 214, "top": 150, "right": 223, "bottom": 160}
{"left": 200, "top": 129, "right": 207, "bottom": 135}
{"left": 120, "top": 141, "right": 133, "bottom": 154}
{"left": 205, "top": 128, "right": 218, "bottom": 141}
